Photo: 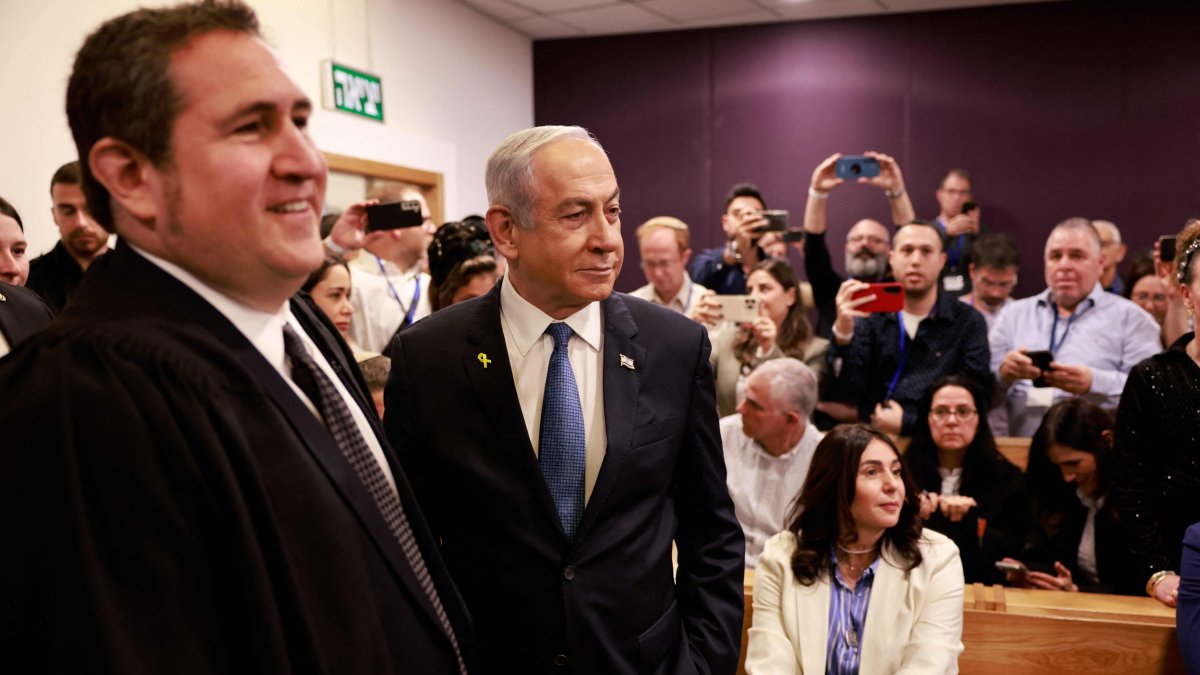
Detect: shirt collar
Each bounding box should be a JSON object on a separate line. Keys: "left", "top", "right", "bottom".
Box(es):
{"left": 1037, "top": 282, "right": 1105, "bottom": 314}
{"left": 653, "top": 276, "right": 691, "bottom": 308}
{"left": 126, "top": 242, "right": 290, "bottom": 370}
{"left": 500, "top": 274, "right": 602, "bottom": 356}
{"left": 830, "top": 545, "right": 882, "bottom": 588}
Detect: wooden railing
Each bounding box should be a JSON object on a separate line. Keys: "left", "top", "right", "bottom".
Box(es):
{"left": 738, "top": 572, "right": 1182, "bottom": 674}
{"left": 893, "top": 435, "right": 1032, "bottom": 472}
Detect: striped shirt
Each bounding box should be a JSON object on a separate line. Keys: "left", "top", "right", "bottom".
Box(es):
{"left": 826, "top": 549, "right": 880, "bottom": 675}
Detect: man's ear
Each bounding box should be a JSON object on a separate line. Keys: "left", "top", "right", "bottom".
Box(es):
{"left": 486, "top": 205, "right": 520, "bottom": 263}
{"left": 88, "top": 137, "right": 161, "bottom": 226}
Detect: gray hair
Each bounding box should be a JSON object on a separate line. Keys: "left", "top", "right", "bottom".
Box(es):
{"left": 1091, "top": 219, "right": 1121, "bottom": 244}
{"left": 1047, "top": 217, "right": 1102, "bottom": 255}
{"left": 485, "top": 125, "right": 601, "bottom": 230}
{"left": 750, "top": 358, "right": 818, "bottom": 421}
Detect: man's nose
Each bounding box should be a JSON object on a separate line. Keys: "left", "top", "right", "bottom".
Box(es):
{"left": 272, "top": 121, "right": 326, "bottom": 182}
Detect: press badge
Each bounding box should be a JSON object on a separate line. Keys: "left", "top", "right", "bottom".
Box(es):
{"left": 1026, "top": 386, "right": 1055, "bottom": 409}
{"left": 942, "top": 274, "right": 965, "bottom": 293}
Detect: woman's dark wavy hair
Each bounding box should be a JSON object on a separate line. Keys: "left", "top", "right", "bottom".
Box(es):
{"left": 785, "top": 424, "right": 923, "bottom": 585}
{"left": 904, "top": 374, "right": 1002, "bottom": 484}
{"left": 1026, "top": 398, "right": 1114, "bottom": 519}
{"left": 734, "top": 258, "right": 813, "bottom": 368}
{"left": 301, "top": 253, "right": 349, "bottom": 294}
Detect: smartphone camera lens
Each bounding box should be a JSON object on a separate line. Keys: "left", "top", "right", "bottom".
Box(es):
{"left": 849, "top": 162, "right": 862, "bottom": 176}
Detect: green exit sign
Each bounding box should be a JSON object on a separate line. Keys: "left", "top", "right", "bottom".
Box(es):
{"left": 322, "top": 61, "right": 383, "bottom": 122}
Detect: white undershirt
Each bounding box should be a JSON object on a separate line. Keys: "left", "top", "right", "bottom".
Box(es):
{"left": 499, "top": 275, "right": 606, "bottom": 502}
{"left": 128, "top": 242, "right": 396, "bottom": 494}
{"left": 937, "top": 466, "right": 963, "bottom": 496}
{"left": 1076, "top": 489, "right": 1105, "bottom": 584}
{"left": 900, "top": 310, "right": 923, "bottom": 339}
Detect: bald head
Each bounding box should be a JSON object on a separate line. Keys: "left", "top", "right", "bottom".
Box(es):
{"left": 845, "top": 218, "right": 890, "bottom": 279}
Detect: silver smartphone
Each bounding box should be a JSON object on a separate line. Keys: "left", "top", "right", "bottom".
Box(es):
{"left": 714, "top": 295, "right": 759, "bottom": 323}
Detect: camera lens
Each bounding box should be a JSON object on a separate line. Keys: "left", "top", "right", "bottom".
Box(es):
{"left": 850, "top": 163, "right": 862, "bottom": 176}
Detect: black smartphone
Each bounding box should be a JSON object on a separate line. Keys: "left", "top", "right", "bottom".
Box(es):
{"left": 835, "top": 155, "right": 880, "bottom": 179}
{"left": 781, "top": 229, "right": 805, "bottom": 244}
{"left": 760, "top": 210, "right": 789, "bottom": 232}
{"left": 962, "top": 201, "right": 977, "bottom": 215}
{"left": 365, "top": 200, "right": 424, "bottom": 232}
{"left": 1026, "top": 349, "right": 1053, "bottom": 387}
{"left": 1160, "top": 235, "right": 1178, "bottom": 263}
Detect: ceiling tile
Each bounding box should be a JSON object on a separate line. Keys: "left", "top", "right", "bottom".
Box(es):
{"left": 673, "top": 9, "right": 787, "bottom": 30}
{"left": 771, "top": 0, "right": 891, "bottom": 21}
{"left": 551, "top": 4, "right": 673, "bottom": 35}
{"left": 636, "top": 0, "right": 773, "bottom": 22}
{"left": 880, "top": 0, "right": 1055, "bottom": 11}
{"left": 511, "top": 14, "right": 587, "bottom": 38}
{"left": 457, "top": 0, "right": 536, "bottom": 22}
{"left": 511, "top": 0, "right": 623, "bottom": 13}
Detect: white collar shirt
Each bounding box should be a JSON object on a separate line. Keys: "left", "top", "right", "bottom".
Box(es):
{"left": 720, "top": 414, "right": 822, "bottom": 567}
{"left": 347, "top": 254, "right": 432, "bottom": 353}
{"left": 130, "top": 242, "right": 395, "bottom": 493}
{"left": 499, "top": 275, "right": 606, "bottom": 502}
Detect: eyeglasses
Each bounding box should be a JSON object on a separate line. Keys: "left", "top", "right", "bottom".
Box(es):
{"left": 930, "top": 407, "right": 978, "bottom": 422}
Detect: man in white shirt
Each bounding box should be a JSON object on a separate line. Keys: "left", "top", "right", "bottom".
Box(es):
{"left": 0, "top": 3, "right": 471, "bottom": 671}
{"left": 344, "top": 183, "right": 436, "bottom": 352}
{"left": 721, "top": 358, "right": 821, "bottom": 567}
{"left": 629, "top": 215, "right": 709, "bottom": 320}
{"left": 385, "top": 125, "right": 744, "bottom": 674}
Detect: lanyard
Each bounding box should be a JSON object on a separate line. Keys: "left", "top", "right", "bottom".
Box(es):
{"left": 1049, "top": 299, "right": 1092, "bottom": 355}
{"left": 936, "top": 216, "right": 966, "bottom": 269}
{"left": 376, "top": 255, "right": 421, "bottom": 328}
{"left": 885, "top": 313, "right": 909, "bottom": 402}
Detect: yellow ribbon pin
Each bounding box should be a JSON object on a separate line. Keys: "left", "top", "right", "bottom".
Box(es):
{"left": 477, "top": 352, "right": 492, "bottom": 369}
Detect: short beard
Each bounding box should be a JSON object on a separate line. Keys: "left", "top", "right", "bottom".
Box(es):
{"left": 846, "top": 251, "right": 888, "bottom": 280}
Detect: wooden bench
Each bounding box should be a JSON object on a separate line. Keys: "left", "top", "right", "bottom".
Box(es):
{"left": 893, "top": 435, "right": 1031, "bottom": 472}
{"left": 738, "top": 573, "right": 1182, "bottom": 674}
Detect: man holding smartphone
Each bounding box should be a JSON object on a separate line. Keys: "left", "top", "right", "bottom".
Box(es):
{"left": 990, "top": 218, "right": 1159, "bottom": 436}
{"left": 689, "top": 182, "right": 770, "bottom": 295}
{"left": 826, "top": 221, "right": 992, "bottom": 436}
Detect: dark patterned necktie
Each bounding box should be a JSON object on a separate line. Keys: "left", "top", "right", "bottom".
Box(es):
{"left": 538, "top": 322, "right": 586, "bottom": 540}
{"left": 282, "top": 325, "right": 465, "bottom": 674}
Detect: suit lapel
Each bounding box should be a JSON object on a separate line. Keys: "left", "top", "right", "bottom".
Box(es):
{"left": 796, "top": 575, "right": 830, "bottom": 674}
{"left": 860, "top": 551, "right": 904, "bottom": 675}
{"left": 463, "top": 285, "right": 566, "bottom": 536}
{"left": 85, "top": 245, "right": 450, "bottom": 638}
{"left": 574, "top": 294, "right": 644, "bottom": 543}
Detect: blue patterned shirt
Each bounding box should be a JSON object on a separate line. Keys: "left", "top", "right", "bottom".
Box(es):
{"left": 826, "top": 549, "right": 880, "bottom": 675}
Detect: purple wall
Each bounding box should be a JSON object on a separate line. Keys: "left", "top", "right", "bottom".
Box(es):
{"left": 534, "top": 1, "right": 1200, "bottom": 298}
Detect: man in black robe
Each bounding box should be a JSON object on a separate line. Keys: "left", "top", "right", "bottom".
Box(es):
{"left": 0, "top": 3, "right": 473, "bottom": 673}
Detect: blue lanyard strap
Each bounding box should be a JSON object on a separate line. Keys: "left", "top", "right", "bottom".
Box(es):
{"left": 1048, "top": 298, "right": 1094, "bottom": 355}
{"left": 885, "top": 312, "right": 908, "bottom": 402}
{"left": 375, "top": 255, "right": 422, "bottom": 328}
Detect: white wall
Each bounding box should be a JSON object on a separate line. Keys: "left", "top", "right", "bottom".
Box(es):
{"left": 0, "top": 0, "right": 532, "bottom": 257}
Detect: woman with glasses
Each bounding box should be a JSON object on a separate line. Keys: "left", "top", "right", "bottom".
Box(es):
{"left": 746, "top": 424, "right": 964, "bottom": 674}
{"left": 904, "top": 375, "right": 1031, "bottom": 583}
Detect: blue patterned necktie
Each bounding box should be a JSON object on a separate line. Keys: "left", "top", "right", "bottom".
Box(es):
{"left": 538, "top": 322, "right": 586, "bottom": 540}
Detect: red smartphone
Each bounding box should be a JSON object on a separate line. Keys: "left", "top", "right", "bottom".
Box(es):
{"left": 850, "top": 282, "right": 904, "bottom": 313}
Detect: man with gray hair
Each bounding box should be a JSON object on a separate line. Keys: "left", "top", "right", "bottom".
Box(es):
{"left": 386, "top": 125, "right": 744, "bottom": 674}
{"left": 720, "top": 358, "right": 821, "bottom": 567}
{"left": 991, "top": 217, "right": 1160, "bottom": 436}
{"left": 1092, "top": 219, "right": 1128, "bottom": 294}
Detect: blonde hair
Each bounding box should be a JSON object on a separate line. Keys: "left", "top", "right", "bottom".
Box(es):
{"left": 635, "top": 216, "right": 690, "bottom": 251}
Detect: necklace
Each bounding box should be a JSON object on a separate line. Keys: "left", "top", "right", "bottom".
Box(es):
{"left": 838, "top": 543, "right": 880, "bottom": 555}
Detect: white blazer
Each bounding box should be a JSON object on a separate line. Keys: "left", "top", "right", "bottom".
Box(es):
{"left": 745, "top": 529, "right": 964, "bottom": 675}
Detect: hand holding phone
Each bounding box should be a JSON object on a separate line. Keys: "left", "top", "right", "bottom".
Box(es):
{"left": 1025, "top": 349, "right": 1053, "bottom": 387}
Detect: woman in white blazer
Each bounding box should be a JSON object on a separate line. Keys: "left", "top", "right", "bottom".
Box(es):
{"left": 746, "top": 424, "right": 964, "bottom": 674}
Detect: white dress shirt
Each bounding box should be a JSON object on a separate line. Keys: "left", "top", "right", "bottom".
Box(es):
{"left": 720, "top": 414, "right": 822, "bottom": 567}
{"left": 0, "top": 328, "right": 9, "bottom": 359}
{"left": 1076, "top": 488, "right": 1105, "bottom": 584}
{"left": 348, "top": 254, "right": 432, "bottom": 353}
{"left": 629, "top": 276, "right": 706, "bottom": 316}
{"left": 499, "top": 275, "right": 606, "bottom": 502}
{"left": 130, "top": 243, "right": 396, "bottom": 493}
